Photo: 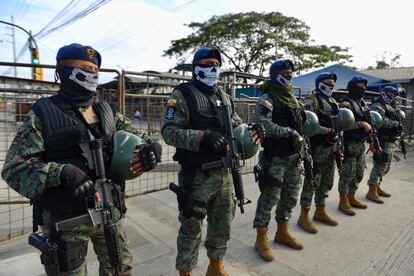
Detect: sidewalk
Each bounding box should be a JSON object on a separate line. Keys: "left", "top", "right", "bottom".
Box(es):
{"left": 0, "top": 153, "right": 413, "bottom": 276}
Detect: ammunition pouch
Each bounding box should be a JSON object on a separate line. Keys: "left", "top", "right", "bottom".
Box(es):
{"left": 55, "top": 240, "right": 88, "bottom": 272}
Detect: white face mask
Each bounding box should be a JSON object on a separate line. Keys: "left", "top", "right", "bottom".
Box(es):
{"left": 194, "top": 65, "right": 220, "bottom": 87}
{"left": 69, "top": 67, "right": 99, "bottom": 91}
{"left": 381, "top": 91, "right": 395, "bottom": 104}
{"left": 318, "top": 82, "right": 334, "bottom": 97}
{"left": 275, "top": 73, "right": 292, "bottom": 87}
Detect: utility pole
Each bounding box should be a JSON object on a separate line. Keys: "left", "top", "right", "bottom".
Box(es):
{"left": 10, "top": 16, "right": 17, "bottom": 77}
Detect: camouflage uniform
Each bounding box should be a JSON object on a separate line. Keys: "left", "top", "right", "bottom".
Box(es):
{"left": 337, "top": 98, "right": 370, "bottom": 194}
{"left": 252, "top": 91, "right": 303, "bottom": 228}
{"left": 1, "top": 108, "right": 151, "bottom": 275}
{"left": 162, "top": 85, "right": 239, "bottom": 272}
{"left": 367, "top": 100, "right": 400, "bottom": 187}
{"left": 300, "top": 94, "right": 338, "bottom": 207}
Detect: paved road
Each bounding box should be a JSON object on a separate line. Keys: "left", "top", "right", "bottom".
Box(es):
{"left": 0, "top": 153, "right": 413, "bottom": 276}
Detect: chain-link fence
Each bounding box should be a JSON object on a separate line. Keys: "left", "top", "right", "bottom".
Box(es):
{"left": 0, "top": 62, "right": 413, "bottom": 242}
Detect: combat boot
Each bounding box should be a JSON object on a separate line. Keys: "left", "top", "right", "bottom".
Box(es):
{"left": 206, "top": 259, "right": 229, "bottom": 276}
{"left": 313, "top": 205, "right": 338, "bottom": 226}
{"left": 180, "top": 271, "right": 192, "bottom": 276}
{"left": 255, "top": 227, "right": 274, "bottom": 261}
{"left": 366, "top": 185, "right": 384, "bottom": 204}
{"left": 377, "top": 186, "right": 391, "bottom": 197}
{"left": 297, "top": 207, "right": 318, "bottom": 234}
{"left": 348, "top": 192, "right": 367, "bottom": 209}
{"left": 274, "top": 222, "right": 303, "bottom": 250}
{"left": 338, "top": 193, "right": 356, "bottom": 216}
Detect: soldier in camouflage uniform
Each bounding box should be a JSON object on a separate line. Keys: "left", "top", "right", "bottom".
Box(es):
{"left": 162, "top": 48, "right": 262, "bottom": 276}
{"left": 253, "top": 59, "right": 306, "bottom": 262}
{"left": 298, "top": 73, "right": 339, "bottom": 234}
{"left": 1, "top": 44, "right": 161, "bottom": 276}
{"left": 366, "top": 86, "right": 401, "bottom": 203}
{"left": 337, "top": 77, "right": 372, "bottom": 216}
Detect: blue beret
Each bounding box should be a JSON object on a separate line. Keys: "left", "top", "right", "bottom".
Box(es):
{"left": 270, "top": 59, "right": 295, "bottom": 75}
{"left": 56, "top": 43, "right": 102, "bottom": 68}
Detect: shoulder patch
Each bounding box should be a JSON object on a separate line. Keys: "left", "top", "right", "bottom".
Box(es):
{"left": 167, "top": 98, "right": 177, "bottom": 107}
{"left": 165, "top": 106, "right": 176, "bottom": 120}
{"left": 339, "top": 101, "right": 350, "bottom": 108}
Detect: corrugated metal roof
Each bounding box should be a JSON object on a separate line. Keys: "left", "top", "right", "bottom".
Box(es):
{"left": 360, "top": 67, "right": 414, "bottom": 83}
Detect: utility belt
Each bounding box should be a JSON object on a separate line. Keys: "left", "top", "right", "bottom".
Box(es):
{"left": 262, "top": 138, "right": 296, "bottom": 158}
{"left": 310, "top": 134, "right": 334, "bottom": 148}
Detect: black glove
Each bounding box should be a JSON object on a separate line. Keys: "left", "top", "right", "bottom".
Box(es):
{"left": 136, "top": 143, "right": 162, "bottom": 171}
{"left": 326, "top": 130, "right": 339, "bottom": 144}
{"left": 248, "top": 123, "right": 265, "bottom": 143}
{"left": 60, "top": 164, "right": 94, "bottom": 199}
{"left": 202, "top": 130, "right": 228, "bottom": 156}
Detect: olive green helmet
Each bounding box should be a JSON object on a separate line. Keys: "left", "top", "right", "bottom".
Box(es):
{"left": 370, "top": 110, "right": 383, "bottom": 128}
{"left": 338, "top": 108, "right": 355, "bottom": 131}
{"left": 111, "top": 130, "right": 145, "bottom": 181}
{"left": 303, "top": 110, "right": 319, "bottom": 137}
{"left": 234, "top": 123, "right": 258, "bottom": 159}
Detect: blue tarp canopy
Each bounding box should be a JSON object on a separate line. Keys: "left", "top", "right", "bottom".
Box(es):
{"left": 293, "top": 64, "right": 392, "bottom": 95}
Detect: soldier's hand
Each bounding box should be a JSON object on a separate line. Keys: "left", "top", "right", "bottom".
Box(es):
{"left": 290, "top": 129, "right": 304, "bottom": 149}
{"left": 60, "top": 164, "right": 94, "bottom": 199}
{"left": 327, "top": 129, "right": 339, "bottom": 145}
{"left": 201, "top": 130, "right": 228, "bottom": 156}
{"left": 359, "top": 122, "right": 372, "bottom": 133}
{"left": 131, "top": 143, "right": 162, "bottom": 173}
{"left": 248, "top": 123, "right": 265, "bottom": 145}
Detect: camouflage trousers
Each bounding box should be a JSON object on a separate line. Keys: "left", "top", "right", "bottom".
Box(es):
{"left": 300, "top": 145, "right": 335, "bottom": 207}
{"left": 338, "top": 141, "right": 366, "bottom": 194}
{"left": 176, "top": 167, "right": 235, "bottom": 272}
{"left": 41, "top": 209, "right": 133, "bottom": 276}
{"left": 253, "top": 156, "right": 303, "bottom": 227}
{"left": 367, "top": 141, "right": 397, "bottom": 186}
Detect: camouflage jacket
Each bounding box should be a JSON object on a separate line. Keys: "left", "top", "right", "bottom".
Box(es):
{"left": 1, "top": 108, "right": 154, "bottom": 200}
{"left": 255, "top": 93, "right": 296, "bottom": 138}
{"left": 370, "top": 100, "right": 400, "bottom": 129}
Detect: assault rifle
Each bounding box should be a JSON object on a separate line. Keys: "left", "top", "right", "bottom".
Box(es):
{"left": 55, "top": 140, "right": 123, "bottom": 275}
{"left": 288, "top": 136, "right": 315, "bottom": 188}
{"left": 396, "top": 108, "right": 407, "bottom": 159}
{"left": 201, "top": 90, "right": 250, "bottom": 213}
{"left": 331, "top": 115, "right": 344, "bottom": 172}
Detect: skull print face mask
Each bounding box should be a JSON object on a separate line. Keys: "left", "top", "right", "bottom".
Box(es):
{"left": 193, "top": 65, "right": 220, "bottom": 87}
{"left": 56, "top": 66, "right": 99, "bottom": 107}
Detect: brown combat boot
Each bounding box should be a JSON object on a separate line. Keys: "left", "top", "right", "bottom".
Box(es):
{"left": 348, "top": 192, "right": 368, "bottom": 209}
{"left": 377, "top": 186, "right": 391, "bottom": 197}
{"left": 297, "top": 207, "right": 318, "bottom": 234}
{"left": 274, "top": 222, "right": 303, "bottom": 250}
{"left": 338, "top": 193, "right": 356, "bottom": 216}
{"left": 366, "top": 185, "right": 384, "bottom": 204}
{"left": 180, "top": 271, "right": 192, "bottom": 276}
{"left": 255, "top": 227, "right": 274, "bottom": 261}
{"left": 206, "top": 259, "right": 229, "bottom": 276}
{"left": 313, "top": 205, "right": 338, "bottom": 226}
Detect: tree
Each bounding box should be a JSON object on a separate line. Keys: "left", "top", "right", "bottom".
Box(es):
{"left": 163, "top": 12, "right": 352, "bottom": 75}
{"left": 367, "top": 51, "right": 401, "bottom": 69}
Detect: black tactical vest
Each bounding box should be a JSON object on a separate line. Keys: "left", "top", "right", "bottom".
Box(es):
{"left": 173, "top": 82, "right": 229, "bottom": 167}
{"left": 262, "top": 91, "right": 304, "bottom": 157}
{"left": 31, "top": 95, "right": 117, "bottom": 213}
{"left": 342, "top": 96, "right": 370, "bottom": 142}
{"left": 376, "top": 99, "right": 399, "bottom": 141}
{"left": 310, "top": 92, "right": 339, "bottom": 147}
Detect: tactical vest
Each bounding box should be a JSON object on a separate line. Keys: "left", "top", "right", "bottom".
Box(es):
{"left": 31, "top": 95, "right": 117, "bottom": 213}
{"left": 310, "top": 92, "right": 339, "bottom": 147}
{"left": 262, "top": 91, "right": 304, "bottom": 158}
{"left": 172, "top": 82, "right": 229, "bottom": 167}
{"left": 343, "top": 96, "right": 370, "bottom": 142}
{"left": 376, "top": 99, "right": 399, "bottom": 141}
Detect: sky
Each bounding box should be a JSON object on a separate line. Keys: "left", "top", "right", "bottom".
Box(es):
{"left": 0, "top": 0, "right": 413, "bottom": 81}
